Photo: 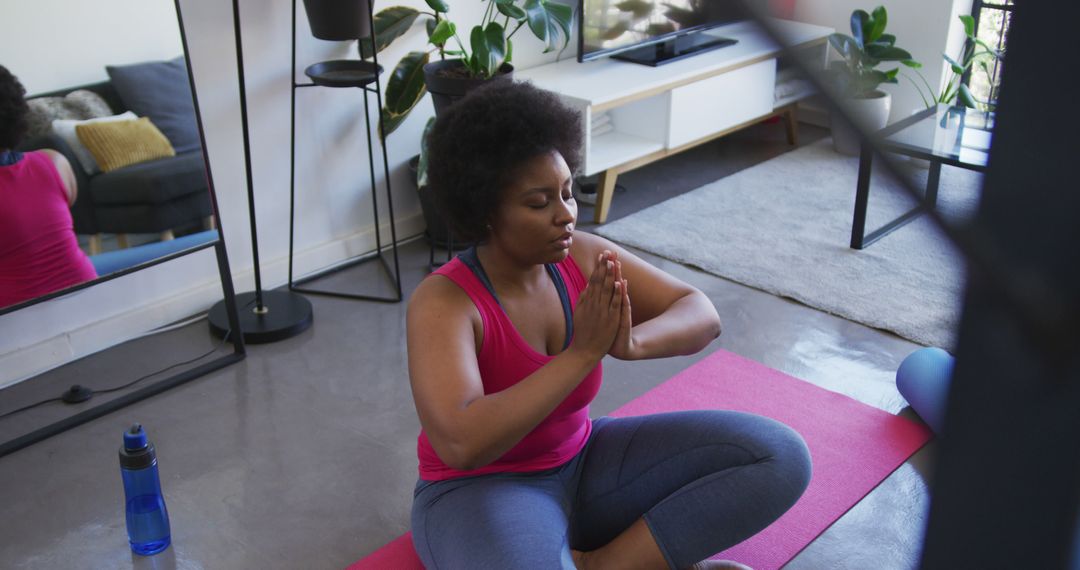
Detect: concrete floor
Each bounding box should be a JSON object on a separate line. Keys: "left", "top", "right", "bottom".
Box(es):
{"left": 0, "top": 122, "right": 936, "bottom": 569}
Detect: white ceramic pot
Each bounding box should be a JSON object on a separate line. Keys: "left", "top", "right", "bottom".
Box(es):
{"left": 831, "top": 90, "right": 892, "bottom": 156}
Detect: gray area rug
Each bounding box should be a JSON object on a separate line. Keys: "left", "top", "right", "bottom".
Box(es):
{"left": 594, "top": 139, "right": 983, "bottom": 349}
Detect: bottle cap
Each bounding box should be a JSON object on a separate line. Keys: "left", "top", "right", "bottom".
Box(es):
{"left": 120, "top": 423, "right": 157, "bottom": 470}
{"left": 123, "top": 423, "right": 148, "bottom": 451}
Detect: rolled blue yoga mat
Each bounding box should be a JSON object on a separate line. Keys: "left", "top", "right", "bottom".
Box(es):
{"left": 896, "top": 347, "right": 955, "bottom": 435}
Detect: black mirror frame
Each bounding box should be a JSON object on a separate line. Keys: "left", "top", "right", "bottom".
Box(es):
{"left": 0, "top": 0, "right": 246, "bottom": 458}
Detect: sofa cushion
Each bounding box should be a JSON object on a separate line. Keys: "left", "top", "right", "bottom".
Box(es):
{"left": 25, "top": 90, "right": 113, "bottom": 139}
{"left": 76, "top": 117, "right": 176, "bottom": 172}
{"left": 52, "top": 111, "right": 138, "bottom": 174}
{"left": 106, "top": 57, "right": 200, "bottom": 153}
{"left": 88, "top": 151, "right": 207, "bottom": 205}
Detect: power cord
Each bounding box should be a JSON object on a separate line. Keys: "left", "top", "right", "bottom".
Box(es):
{"left": 0, "top": 320, "right": 233, "bottom": 421}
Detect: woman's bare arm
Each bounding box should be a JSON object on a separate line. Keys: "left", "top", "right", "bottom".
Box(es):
{"left": 407, "top": 258, "right": 622, "bottom": 471}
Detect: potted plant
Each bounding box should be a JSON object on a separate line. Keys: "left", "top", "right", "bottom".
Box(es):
{"left": 825, "top": 6, "right": 921, "bottom": 155}
{"left": 365, "top": 0, "right": 573, "bottom": 138}
{"left": 361, "top": 0, "right": 572, "bottom": 250}
{"left": 904, "top": 14, "right": 1003, "bottom": 113}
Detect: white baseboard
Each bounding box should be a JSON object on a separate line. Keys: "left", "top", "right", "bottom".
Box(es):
{"left": 0, "top": 214, "right": 425, "bottom": 389}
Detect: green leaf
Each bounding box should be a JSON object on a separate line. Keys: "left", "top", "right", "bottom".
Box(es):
{"left": 901, "top": 59, "right": 921, "bottom": 69}
{"left": 958, "top": 83, "right": 977, "bottom": 108}
{"left": 429, "top": 19, "right": 455, "bottom": 45}
{"left": 425, "top": 0, "right": 449, "bottom": 12}
{"left": 359, "top": 7, "right": 421, "bottom": 59}
{"left": 547, "top": 2, "right": 573, "bottom": 46}
{"left": 524, "top": 0, "right": 571, "bottom": 52}
{"left": 484, "top": 21, "right": 507, "bottom": 69}
{"left": 850, "top": 10, "right": 869, "bottom": 46}
{"left": 876, "top": 33, "right": 896, "bottom": 46}
{"left": 384, "top": 50, "right": 430, "bottom": 116}
{"left": 959, "top": 14, "right": 975, "bottom": 37}
{"left": 426, "top": 17, "right": 437, "bottom": 39}
{"left": 868, "top": 6, "right": 887, "bottom": 43}
{"left": 865, "top": 44, "right": 912, "bottom": 62}
{"left": 496, "top": 1, "right": 527, "bottom": 20}
{"left": 506, "top": 37, "right": 513, "bottom": 63}
{"left": 524, "top": 0, "right": 549, "bottom": 45}
{"left": 943, "top": 54, "right": 966, "bottom": 74}
{"left": 471, "top": 25, "right": 493, "bottom": 77}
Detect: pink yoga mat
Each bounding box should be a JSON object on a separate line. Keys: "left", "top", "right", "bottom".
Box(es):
{"left": 348, "top": 349, "right": 932, "bottom": 569}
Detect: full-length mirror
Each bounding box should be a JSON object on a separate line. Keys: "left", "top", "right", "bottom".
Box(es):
{"left": 0, "top": 0, "right": 217, "bottom": 314}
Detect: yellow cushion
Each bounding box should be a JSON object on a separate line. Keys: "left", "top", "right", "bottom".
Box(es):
{"left": 75, "top": 117, "right": 176, "bottom": 172}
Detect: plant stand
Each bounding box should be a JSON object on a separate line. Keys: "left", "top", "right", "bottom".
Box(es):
{"left": 287, "top": 0, "right": 402, "bottom": 303}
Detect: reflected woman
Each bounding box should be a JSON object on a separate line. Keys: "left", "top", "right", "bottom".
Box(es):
{"left": 406, "top": 81, "right": 811, "bottom": 569}
{"left": 0, "top": 64, "right": 97, "bottom": 309}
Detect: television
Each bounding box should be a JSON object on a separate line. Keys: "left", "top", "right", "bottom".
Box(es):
{"left": 578, "top": 0, "right": 754, "bottom": 66}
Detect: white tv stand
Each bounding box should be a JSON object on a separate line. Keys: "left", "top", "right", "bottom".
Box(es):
{"left": 517, "top": 19, "right": 833, "bottom": 223}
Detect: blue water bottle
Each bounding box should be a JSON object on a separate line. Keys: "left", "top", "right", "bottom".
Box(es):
{"left": 119, "top": 423, "right": 171, "bottom": 555}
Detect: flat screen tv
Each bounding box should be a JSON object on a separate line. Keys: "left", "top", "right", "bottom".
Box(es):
{"left": 578, "top": 0, "right": 753, "bottom": 66}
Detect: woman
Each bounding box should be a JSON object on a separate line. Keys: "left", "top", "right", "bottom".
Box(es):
{"left": 0, "top": 64, "right": 96, "bottom": 308}
{"left": 407, "top": 80, "right": 811, "bottom": 570}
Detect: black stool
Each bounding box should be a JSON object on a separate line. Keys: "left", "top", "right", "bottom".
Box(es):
{"left": 287, "top": 0, "right": 402, "bottom": 302}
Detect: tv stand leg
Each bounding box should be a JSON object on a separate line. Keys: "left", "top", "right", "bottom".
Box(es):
{"left": 593, "top": 169, "right": 618, "bottom": 224}
{"left": 782, "top": 104, "right": 798, "bottom": 146}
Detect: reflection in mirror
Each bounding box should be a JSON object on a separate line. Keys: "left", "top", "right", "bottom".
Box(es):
{"left": 0, "top": 0, "right": 217, "bottom": 312}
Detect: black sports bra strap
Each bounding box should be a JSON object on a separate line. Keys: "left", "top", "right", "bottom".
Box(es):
{"left": 458, "top": 247, "right": 575, "bottom": 351}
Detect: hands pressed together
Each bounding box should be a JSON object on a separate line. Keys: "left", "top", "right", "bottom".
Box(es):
{"left": 569, "top": 250, "right": 639, "bottom": 361}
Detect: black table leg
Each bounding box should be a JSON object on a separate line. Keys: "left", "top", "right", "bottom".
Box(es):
{"left": 926, "top": 159, "right": 942, "bottom": 208}
{"left": 850, "top": 141, "right": 874, "bottom": 249}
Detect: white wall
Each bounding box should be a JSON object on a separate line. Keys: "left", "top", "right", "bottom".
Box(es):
{"left": 0, "top": 0, "right": 575, "bottom": 387}
{"left": 0, "top": 0, "right": 184, "bottom": 94}
{"left": 795, "top": 0, "right": 973, "bottom": 122}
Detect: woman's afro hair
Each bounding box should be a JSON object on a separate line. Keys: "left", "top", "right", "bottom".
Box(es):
{"left": 0, "top": 65, "right": 30, "bottom": 150}
{"left": 425, "top": 79, "right": 583, "bottom": 243}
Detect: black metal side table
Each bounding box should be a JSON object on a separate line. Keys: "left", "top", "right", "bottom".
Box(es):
{"left": 851, "top": 104, "right": 993, "bottom": 249}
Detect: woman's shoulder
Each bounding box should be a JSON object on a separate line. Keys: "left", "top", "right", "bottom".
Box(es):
{"left": 569, "top": 230, "right": 615, "bottom": 276}
{"left": 409, "top": 270, "right": 480, "bottom": 322}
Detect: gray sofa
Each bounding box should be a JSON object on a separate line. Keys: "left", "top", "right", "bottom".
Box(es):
{"left": 18, "top": 65, "right": 211, "bottom": 240}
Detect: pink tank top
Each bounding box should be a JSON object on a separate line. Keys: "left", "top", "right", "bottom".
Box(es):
{"left": 416, "top": 252, "right": 602, "bottom": 481}
{"left": 0, "top": 151, "right": 97, "bottom": 308}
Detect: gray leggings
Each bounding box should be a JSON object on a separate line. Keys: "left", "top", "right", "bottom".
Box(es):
{"left": 411, "top": 410, "right": 812, "bottom": 569}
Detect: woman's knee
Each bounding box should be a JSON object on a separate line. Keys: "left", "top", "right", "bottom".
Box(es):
{"left": 691, "top": 411, "right": 811, "bottom": 500}
{"left": 756, "top": 416, "right": 812, "bottom": 498}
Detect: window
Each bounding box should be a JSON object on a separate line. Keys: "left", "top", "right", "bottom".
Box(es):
{"left": 967, "top": 0, "right": 1011, "bottom": 110}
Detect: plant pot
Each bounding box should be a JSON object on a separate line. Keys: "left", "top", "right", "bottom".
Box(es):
{"left": 423, "top": 59, "right": 514, "bottom": 116}
{"left": 301, "top": 0, "right": 372, "bottom": 41}
{"left": 409, "top": 155, "right": 467, "bottom": 250}
{"left": 831, "top": 90, "right": 892, "bottom": 156}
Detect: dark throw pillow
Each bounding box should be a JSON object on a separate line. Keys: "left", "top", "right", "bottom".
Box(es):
{"left": 106, "top": 56, "right": 200, "bottom": 153}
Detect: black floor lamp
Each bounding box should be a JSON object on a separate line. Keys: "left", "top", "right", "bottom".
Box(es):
{"left": 208, "top": 0, "right": 314, "bottom": 343}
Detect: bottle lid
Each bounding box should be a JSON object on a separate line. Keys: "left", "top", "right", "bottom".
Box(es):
{"left": 120, "top": 423, "right": 157, "bottom": 470}
{"left": 123, "top": 423, "right": 148, "bottom": 451}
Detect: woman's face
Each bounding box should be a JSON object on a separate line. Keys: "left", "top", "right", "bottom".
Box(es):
{"left": 488, "top": 150, "right": 577, "bottom": 265}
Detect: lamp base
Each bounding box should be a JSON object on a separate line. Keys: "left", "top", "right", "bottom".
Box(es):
{"left": 208, "top": 290, "right": 313, "bottom": 344}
